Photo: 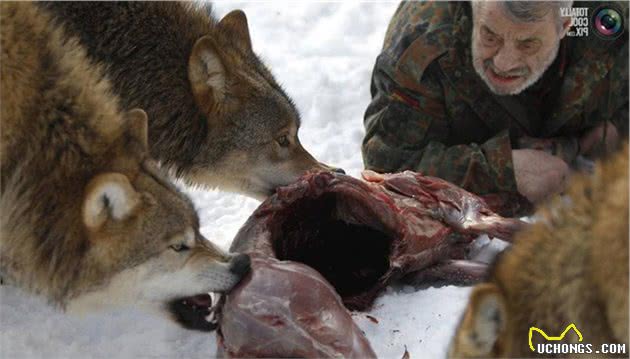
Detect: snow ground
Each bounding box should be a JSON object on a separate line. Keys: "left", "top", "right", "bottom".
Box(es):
{"left": 0, "top": 3, "right": 509, "bottom": 358}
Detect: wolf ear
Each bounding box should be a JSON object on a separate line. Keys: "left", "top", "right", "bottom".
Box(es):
{"left": 83, "top": 173, "right": 141, "bottom": 230}
{"left": 188, "top": 36, "right": 226, "bottom": 113}
{"left": 218, "top": 10, "right": 252, "bottom": 52}
{"left": 454, "top": 283, "right": 506, "bottom": 355}
{"left": 125, "top": 108, "right": 148, "bottom": 150}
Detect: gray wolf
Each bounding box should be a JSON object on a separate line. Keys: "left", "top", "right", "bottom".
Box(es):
{"left": 39, "top": 2, "right": 341, "bottom": 200}
{"left": 448, "top": 144, "right": 629, "bottom": 357}
{"left": 0, "top": 2, "right": 249, "bottom": 321}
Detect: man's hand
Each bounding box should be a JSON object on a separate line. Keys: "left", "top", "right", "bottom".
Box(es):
{"left": 579, "top": 121, "right": 620, "bottom": 156}
{"left": 512, "top": 149, "right": 569, "bottom": 204}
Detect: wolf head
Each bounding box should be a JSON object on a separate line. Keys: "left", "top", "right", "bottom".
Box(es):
{"left": 186, "top": 10, "right": 342, "bottom": 199}
{"left": 447, "top": 283, "right": 511, "bottom": 358}
{"left": 448, "top": 282, "right": 590, "bottom": 358}
{"left": 449, "top": 144, "right": 630, "bottom": 358}
{"left": 66, "top": 110, "right": 250, "bottom": 316}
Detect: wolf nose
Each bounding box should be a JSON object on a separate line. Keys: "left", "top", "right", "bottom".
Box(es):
{"left": 229, "top": 254, "right": 251, "bottom": 276}
{"left": 333, "top": 168, "right": 346, "bottom": 174}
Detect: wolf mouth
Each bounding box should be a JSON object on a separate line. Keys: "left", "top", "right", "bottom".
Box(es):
{"left": 168, "top": 254, "right": 251, "bottom": 331}
{"left": 168, "top": 293, "right": 220, "bottom": 332}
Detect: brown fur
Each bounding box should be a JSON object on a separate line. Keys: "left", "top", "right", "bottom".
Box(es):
{"left": 1, "top": 2, "right": 243, "bottom": 310}
{"left": 38, "top": 2, "right": 337, "bottom": 199}
{"left": 449, "top": 144, "right": 629, "bottom": 358}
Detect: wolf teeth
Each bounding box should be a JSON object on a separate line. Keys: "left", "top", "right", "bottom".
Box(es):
{"left": 204, "top": 311, "right": 217, "bottom": 324}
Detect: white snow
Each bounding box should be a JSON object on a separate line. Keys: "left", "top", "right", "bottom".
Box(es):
{"left": 0, "top": 3, "right": 509, "bottom": 358}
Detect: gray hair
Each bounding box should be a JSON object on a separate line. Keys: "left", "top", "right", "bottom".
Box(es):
{"left": 504, "top": 1, "right": 573, "bottom": 22}
{"left": 474, "top": 1, "right": 573, "bottom": 31}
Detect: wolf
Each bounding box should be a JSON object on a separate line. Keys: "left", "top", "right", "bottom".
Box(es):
{"left": 0, "top": 2, "right": 249, "bottom": 322}
{"left": 448, "top": 144, "right": 629, "bottom": 358}
{"left": 38, "top": 2, "right": 341, "bottom": 200}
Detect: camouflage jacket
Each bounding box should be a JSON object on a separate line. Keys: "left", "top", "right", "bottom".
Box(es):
{"left": 362, "top": 1, "right": 629, "bottom": 216}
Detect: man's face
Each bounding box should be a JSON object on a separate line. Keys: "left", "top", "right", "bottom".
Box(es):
{"left": 471, "top": 2, "right": 569, "bottom": 96}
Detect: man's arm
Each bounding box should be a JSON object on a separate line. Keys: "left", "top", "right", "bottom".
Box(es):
{"left": 362, "top": 54, "right": 520, "bottom": 197}
{"left": 580, "top": 101, "right": 629, "bottom": 158}
{"left": 517, "top": 103, "right": 628, "bottom": 165}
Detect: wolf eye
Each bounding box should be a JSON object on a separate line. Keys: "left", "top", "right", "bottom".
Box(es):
{"left": 276, "top": 135, "right": 290, "bottom": 148}
{"left": 170, "top": 243, "right": 190, "bottom": 252}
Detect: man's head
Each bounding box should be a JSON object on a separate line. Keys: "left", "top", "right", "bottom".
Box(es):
{"left": 471, "top": 1, "right": 573, "bottom": 95}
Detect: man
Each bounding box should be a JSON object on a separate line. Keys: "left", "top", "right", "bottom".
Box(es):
{"left": 362, "top": 1, "right": 628, "bottom": 216}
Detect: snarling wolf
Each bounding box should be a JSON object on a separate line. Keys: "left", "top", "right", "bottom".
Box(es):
{"left": 39, "top": 2, "right": 341, "bottom": 200}
{"left": 0, "top": 2, "right": 249, "bottom": 320}
{"left": 448, "top": 144, "right": 629, "bottom": 358}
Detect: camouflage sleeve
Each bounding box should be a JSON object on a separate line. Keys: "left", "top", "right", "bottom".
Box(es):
{"left": 522, "top": 31, "right": 629, "bottom": 165}
{"left": 578, "top": 34, "right": 629, "bottom": 155}
{"left": 608, "top": 39, "right": 629, "bottom": 139}
{"left": 611, "top": 103, "right": 629, "bottom": 138}
{"left": 610, "top": 7, "right": 629, "bottom": 138}
{"left": 362, "top": 53, "right": 519, "bottom": 198}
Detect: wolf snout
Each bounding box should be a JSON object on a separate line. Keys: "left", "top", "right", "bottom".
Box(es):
{"left": 313, "top": 162, "right": 345, "bottom": 175}
{"left": 229, "top": 253, "right": 251, "bottom": 276}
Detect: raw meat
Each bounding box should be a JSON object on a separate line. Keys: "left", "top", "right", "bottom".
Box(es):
{"left": 230, "top": 170, "right": 525, "bottom": 310}
{"left": 217, "top": 257, "right": 376, "bottom": 358}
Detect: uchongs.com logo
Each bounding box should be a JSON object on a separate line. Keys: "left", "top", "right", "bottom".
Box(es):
{"left": 528, "top": 323, "right": 627, "bottom": 355}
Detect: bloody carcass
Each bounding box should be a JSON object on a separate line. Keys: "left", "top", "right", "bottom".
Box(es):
{"left": 215, "top": 170, "right": 526, "bottom": 357}
{"left": 228, "top": 170, "right": 525, "bottom": 310}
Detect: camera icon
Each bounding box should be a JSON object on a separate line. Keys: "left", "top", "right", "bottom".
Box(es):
{"left": 592, "top": 5, "right": 625, "bottom": 40}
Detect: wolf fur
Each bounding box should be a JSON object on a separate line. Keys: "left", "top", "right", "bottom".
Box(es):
{"left": 448, "top": 144, "right": 629, "bottom": 358}
{"left": 38, "top": 2, "right": 338, "bottom": 200}
{"left": 0, "top": 2, "right": 249, "bottom": 316}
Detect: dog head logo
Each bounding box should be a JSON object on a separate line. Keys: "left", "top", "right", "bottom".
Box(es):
{"left": 528, "top": 323, "right": 584, "bottom": 352}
